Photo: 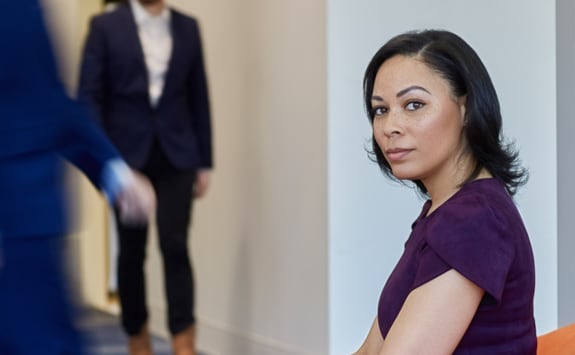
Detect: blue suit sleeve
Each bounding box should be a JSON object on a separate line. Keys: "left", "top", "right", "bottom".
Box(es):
{"left": 0, "top": 0, "right": 124, "bottom": 199}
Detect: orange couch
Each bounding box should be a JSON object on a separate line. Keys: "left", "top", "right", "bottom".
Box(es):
{"left": 537, "top": 323, "right": 575, "bottom": 355}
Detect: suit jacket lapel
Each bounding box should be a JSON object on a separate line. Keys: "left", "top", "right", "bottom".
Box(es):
{"left": 159, "top": 9, "right": 180, "bottom": 107}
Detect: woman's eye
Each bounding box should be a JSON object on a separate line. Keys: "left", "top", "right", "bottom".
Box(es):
{"left": 406, "top": 101, "right": 425, "bottom": 111}
{"left": 373, "top": 106, "right": 388, "bottom": 116}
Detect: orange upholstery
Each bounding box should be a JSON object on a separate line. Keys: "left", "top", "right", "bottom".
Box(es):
{"left": 537, "top": 323, "right": 575, "bottom": 355}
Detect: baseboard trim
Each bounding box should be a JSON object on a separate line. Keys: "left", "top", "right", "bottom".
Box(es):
{"left": 197, "top": 318, "right": 319, "bottom": 355}
{"left": 148, "top": 305, "right": 319, "bottom": 355}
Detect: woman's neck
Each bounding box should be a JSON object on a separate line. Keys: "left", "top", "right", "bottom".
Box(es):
{"left": 425, "top": 183, "right": 460, "bottom": 216}
{"left": 424, "top": 159, "right": 491, "bottom": 216}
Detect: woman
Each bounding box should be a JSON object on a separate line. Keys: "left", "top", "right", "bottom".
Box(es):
{"left": 355, "top": 30, "right": 536, "bottom": 354}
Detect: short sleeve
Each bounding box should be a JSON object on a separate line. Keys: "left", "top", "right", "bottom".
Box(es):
{"left": 412, "top": 194, "right": 515, "bottom": 303}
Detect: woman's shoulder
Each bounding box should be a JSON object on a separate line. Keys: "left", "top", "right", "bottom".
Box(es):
{"left": 436, "top": 178, "right": 517, "bottom": 223}
{"left": 416, "top": 179, "right": 527, "bottom": 303}
{"left": 422, "top": 178, "right": 526, "bottom": 248}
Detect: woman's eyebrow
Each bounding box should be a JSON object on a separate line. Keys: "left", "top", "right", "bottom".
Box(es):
{"left": 397, "top": 85, "right": 431, "bottom": 97}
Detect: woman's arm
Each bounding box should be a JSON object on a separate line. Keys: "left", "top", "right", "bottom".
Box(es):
{"left": 379, "top": 269, "right": 484, "bottom": 355}
{"left": 353, "top": 317, "right": 384, "bottom": 355}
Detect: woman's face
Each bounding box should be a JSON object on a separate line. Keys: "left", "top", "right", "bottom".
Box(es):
{"left": 371, "top": 55, "right": 468, "bottom": 188}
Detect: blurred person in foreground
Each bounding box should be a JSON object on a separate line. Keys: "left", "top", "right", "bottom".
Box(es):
{"left": 354, "top": 30, "right": 536, "bottom": 354}
{"left": 0, "top": 1, "right": 155, "bottom": 354}
{"left": 79, "top": 0, "right": 213, "bottom": 354}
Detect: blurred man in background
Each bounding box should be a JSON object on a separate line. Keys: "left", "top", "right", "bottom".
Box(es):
{"left": 79, "top": 0, "right": 213, "bottom": 354}
{"left": 0, "top": 1, "right": 155, "bottom": 354}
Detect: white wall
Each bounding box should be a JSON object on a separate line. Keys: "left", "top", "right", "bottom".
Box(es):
{"left": 328, "top": 0, "right": 557, "bottom": 353}
{"left": 556, "top": 0, "right": 575, "bottom": 327}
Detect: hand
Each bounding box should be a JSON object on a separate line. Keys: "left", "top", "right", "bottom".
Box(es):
{"left": 193, "top": 169, "right": 211, "bottom": 198}
{"left": 116, "top": 170, "right": 156, "bottom": 225}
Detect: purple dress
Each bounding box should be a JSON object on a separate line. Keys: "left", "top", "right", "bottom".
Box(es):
{"left": 378, "top": 178, "right": 536, "bottom": 354}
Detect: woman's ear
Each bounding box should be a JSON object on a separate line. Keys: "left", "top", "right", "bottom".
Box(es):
{"left": 458, "top": 95, "right": 467, "bottom": 125}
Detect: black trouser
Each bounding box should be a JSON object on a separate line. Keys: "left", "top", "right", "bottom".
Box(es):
{"left": 116, "top": 141, "right": 196, "bottom": 336}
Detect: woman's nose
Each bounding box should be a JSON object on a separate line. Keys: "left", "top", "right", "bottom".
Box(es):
{"left": 381, "top": 111, "right": 402, "bottom": 138}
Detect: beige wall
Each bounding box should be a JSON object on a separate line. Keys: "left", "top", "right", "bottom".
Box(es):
{"left": 167, "top": 1, "right": 328, "bottom": 353}
{"left": 42, "top": 0, "right": 111, "bottom": 310}
{"left": 44, "top": 0, "right": 328, "bottom": 353}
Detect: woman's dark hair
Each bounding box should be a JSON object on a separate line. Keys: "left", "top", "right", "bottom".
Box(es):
{"left": 363, "top": 29, "right": 527, "bottom": 196}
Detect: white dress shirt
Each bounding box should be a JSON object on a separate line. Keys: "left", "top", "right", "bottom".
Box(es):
{"left": 129, "top": 0, "right": 172, "bottom": 108}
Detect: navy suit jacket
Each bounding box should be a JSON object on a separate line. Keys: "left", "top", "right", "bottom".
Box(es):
{"left": 0, "top": 1, "right": 122, "bottom": 239}
{"left": 78, "top": 1, "right": 213, "bottom": 171}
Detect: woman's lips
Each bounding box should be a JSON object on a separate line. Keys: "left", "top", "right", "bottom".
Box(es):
{"left": 385, "top": 148, "right": 412, "bottom": 162}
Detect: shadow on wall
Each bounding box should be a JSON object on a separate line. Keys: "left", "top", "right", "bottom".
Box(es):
{"left": 230, "top": 234, "right": 252, "bottom": 354}
{"left": 199, "top": 233, "right": 254, "bottom": 354}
